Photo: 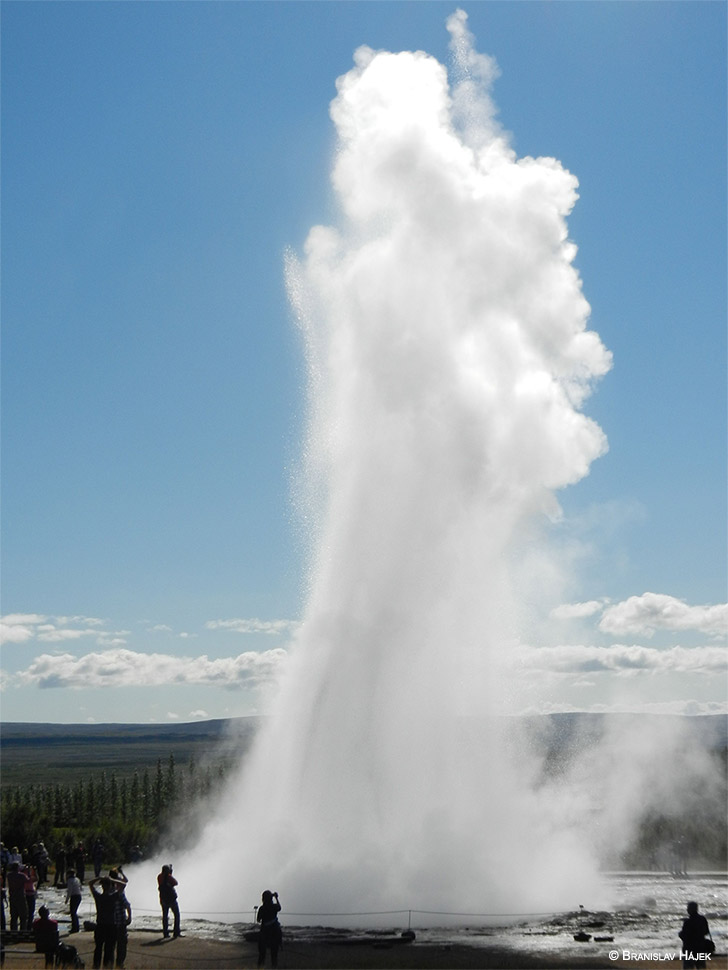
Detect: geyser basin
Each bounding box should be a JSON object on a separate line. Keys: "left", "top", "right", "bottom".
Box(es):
{"left": 173, "top": 9, "right": 612, "bottom": 921}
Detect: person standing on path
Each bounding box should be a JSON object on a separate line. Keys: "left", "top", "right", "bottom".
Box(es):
{"left": 157, "top": 865, "right": 181, "bottom": 939}
{"left": 679, "top": 901, "right": 713, "bottom": 970}
{"left": 256, "top": 890, "right": 282, "bottom": 969}
{"left": 89, "top": 876, "right": 117, "bottom": 969}
{"left": 65, "top": 869, "right": 83, "bottom": 934}
{"left": 109, "top": 868, "right": 131, "bottom": 969}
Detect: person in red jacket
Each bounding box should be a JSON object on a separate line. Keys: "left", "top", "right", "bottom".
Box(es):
{"left": 32, "top": 906, "right": 59, "bottom": 968}
{"left": 157, "top": 864, "right": 181, "bottom": 938}
{"left": 6, "top": 863, "right": 31, "bottom": 932}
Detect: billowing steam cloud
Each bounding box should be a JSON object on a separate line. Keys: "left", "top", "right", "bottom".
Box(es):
{"left": 150, "top": 12, "right": 616, "bottom": 919}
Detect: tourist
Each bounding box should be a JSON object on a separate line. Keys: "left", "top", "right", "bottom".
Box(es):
{"left": 92, "top": 839, "right": 104, "bottom": 879}
{"left": 65, "top": 869, "right": 83, "bottom": 933}
{"left": 24, "top": 863, "right": 38, "bottom": 926}
{"left": 157, "top": 864, "right": 181, "bottom": 938}
{"left": 74, "top": 844, "right": 86, "bottom": 883}
{"left": 256, "top": 890, "right": 282, "bottom": 969}
{"left": 6, "top": 863, "right": 29, "bottom": 932}
{"left": 54, "top": 844, "right": 67, "bottom": 887}
{"left": 89, "top": 876, "right": 117, "bottom": 969}
{"left": 679, "top": 901, "right": 713, "bottom": 969}
{"left": 109, "top": 868, "right": 132, "bottom": 969}
{"left": 35, "top": 844, "right": 50, "bottom": 885}
{"left": 32, "top": 905, "right": 59, "bottom": 968}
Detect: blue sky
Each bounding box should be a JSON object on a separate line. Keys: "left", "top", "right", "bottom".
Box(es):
{"left": 2, "top": 1, "right": 725, "bottom": 723}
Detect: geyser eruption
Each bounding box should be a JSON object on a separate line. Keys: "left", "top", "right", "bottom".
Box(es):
{"left": 186, "top": 12, "right": 612, "bottom": 918}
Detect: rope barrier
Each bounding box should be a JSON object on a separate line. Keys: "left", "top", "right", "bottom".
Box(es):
{"left": 405, "top": 909, "right": 559, "bottom": 918}
{"left": 126, "top": 906, "right": 559, "bottom": 918}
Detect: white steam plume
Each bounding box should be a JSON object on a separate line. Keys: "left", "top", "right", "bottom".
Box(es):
{"left": 146, "top": 12, "right": 614, "bottom": 921}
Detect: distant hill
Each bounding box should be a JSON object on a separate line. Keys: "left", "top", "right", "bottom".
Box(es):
{"left": 1, "top": 712, "right": 725, "bottom": 789}
{"left": 0, "top": 717, "right": 261, "bottom": 743}
{"left": 0, "top": 717, "right": 264, "bottom": 788}
{"left": 520, "top": 710, "right": 728, "bottom": 750}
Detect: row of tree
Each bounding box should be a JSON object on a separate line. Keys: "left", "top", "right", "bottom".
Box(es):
{"left": 0, "top": 754, "right": 232, "bottom": 865}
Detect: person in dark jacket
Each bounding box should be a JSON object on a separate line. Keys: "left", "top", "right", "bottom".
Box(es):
{"left": 256, "top": 890, "right": 282, "bottom": 968}
{"left": 679, "top": 901, "right": 712, "bottom": 969}
{"left": 53, "top": 845, "right": 66, "bottom": 887}
{"left": 89, "top": 877, "right": 117, "bottom": 969}
{"left": 109, "top": 868, "right": 131, "bottom": 969}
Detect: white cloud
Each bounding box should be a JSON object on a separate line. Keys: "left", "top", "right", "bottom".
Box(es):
{"left": 96, "top": 634, "right": 130, "bottom": 647}
{"left": 550, "top": 600, "right": 605, "bottom": 621}
{"left": 13, "top": 647, "right": 288, "bottom": 691}
{"left": 56, "top": 616, "right": 104, "bottom": 627}
{"left": 0, "top": 614, "right": 47, "bottom": 644}
{"left": 145, "top": 623, "right": 196, "bottom": 639}
{"left": 599, "top": 593, "right": 728, "bottom": 638}
{"left": 190, "top": 709, "right": 209, "bottom": 719}
{"left": 521, "top": 642, "right": 727, "bottom": 676}
{"left": 206, "top": 618, "right": 299, "bottom": 636}
{"left": 37, "top": 627, "right": 99, "bottom": 643}
{"left": 0, "top": 613, "right": 123, "bottom": 647}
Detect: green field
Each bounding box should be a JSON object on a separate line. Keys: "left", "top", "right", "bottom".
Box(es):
{"left": 0, "top": 717, "right": 262, "bottom": 788}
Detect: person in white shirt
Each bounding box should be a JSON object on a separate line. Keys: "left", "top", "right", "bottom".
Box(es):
{"left": 65, "top": 869, "right": 83, "bottom": 933}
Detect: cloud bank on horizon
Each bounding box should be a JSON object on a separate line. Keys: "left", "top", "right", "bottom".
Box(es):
{"left": 2, "top": 590, "right": 725, "bottom": 719}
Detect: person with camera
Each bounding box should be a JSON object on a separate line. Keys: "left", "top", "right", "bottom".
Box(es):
{"left": 89, "top": 876, "right": 117, "bottom": 969}
{"left": 157, "top": 864, "right": 181, "bottom": 939}
{"left": 256, "top": 890, "right": 281, "bottom": 968}
{"left": 109, "top": 867, "right": 132, "bottom": 969}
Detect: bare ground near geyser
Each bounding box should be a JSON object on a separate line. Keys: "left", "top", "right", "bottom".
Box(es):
{"left": 2, "top": 932, "right": 727, "bottom": 970}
